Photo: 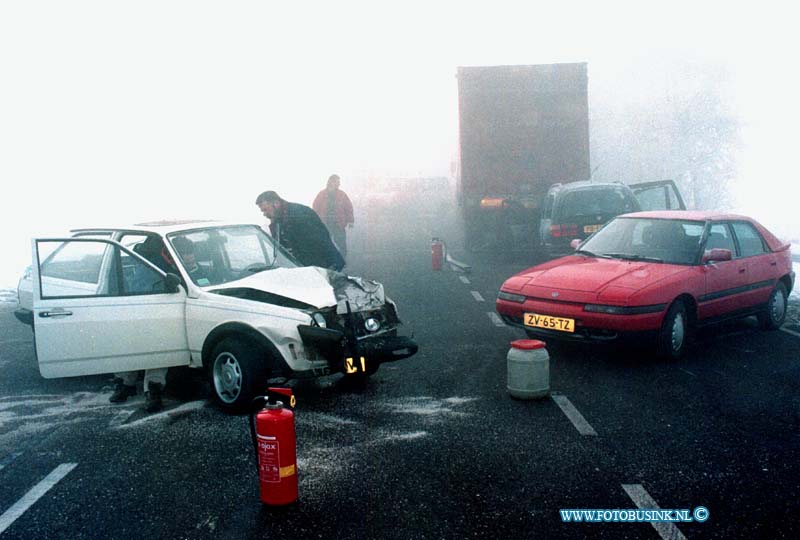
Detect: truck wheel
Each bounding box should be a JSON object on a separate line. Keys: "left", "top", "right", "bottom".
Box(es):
{"left": 656, "top": 300, "right": 690, "bottom": 360}
{"left": 209, "top": 337, "right": 268, "bottom": 412}
{"left": 757, "top": 282, "right": 787, "bottom": 330}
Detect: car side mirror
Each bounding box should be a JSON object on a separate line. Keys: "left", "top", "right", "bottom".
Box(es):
{"left": 702, "top": 248, "right": 732, "bottom": 263}
{"left": 164, "top": 272, "right": 182, "bottom": 293}
{"left": 570, "top": 239, "right": 582, "bottom": 250}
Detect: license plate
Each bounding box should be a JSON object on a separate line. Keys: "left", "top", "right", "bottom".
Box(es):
{"left": 524, "top": 313, "right": 575, "bottom": 333}
{"left": 344, "top": 356, "right": 367, "bottom": 375}
{"left": 583, "top": 224, "right": 601, "bottom": 234}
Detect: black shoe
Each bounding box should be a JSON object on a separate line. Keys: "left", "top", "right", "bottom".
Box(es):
{"left": 109, "top": 381, "right": 137, "bottom": 403}
{"left": 145, "top": 383, "right": 164, "bottom": 413}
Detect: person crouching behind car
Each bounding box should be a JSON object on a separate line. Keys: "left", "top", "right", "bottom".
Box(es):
{"left": 109, "top": 368, "right": 166, "bottom": 413}
{"left": 255, "top": 190, "right": 345, "bottom": 271}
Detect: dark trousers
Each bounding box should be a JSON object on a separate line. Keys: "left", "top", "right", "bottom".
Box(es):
{"left": 327, "top": 223, "right": 347, "bottom": 258}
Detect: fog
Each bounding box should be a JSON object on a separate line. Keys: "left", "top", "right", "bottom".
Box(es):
{"left": 1, "top": 1, "right": 798, "bottom": 287}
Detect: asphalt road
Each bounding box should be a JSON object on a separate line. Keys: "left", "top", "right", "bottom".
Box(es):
{"left": 1, "top": 200, "right": 799, "bottom": 539}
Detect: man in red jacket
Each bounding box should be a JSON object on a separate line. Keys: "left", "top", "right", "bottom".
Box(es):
{"left": 312, "top": 174, "right": 354, "bottom": 258}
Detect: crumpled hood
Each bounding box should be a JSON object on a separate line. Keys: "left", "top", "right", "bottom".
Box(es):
{"left": 212, "top": 266, "right": 387, "bottom": 311}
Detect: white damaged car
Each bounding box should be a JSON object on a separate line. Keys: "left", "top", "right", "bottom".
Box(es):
{"left": 15, "top": 221, "right": 418, "bottom": 410}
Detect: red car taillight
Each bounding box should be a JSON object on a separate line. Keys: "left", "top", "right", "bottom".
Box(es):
{"left": 549, "top": 224, "right": 579, "bottom": 238}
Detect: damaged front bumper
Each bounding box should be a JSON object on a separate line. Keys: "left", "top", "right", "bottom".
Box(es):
{"left": 297, "top": 324, "right": 418, "bottom": 374}
{"left": 297, "top": 270, "right": 418, "bottom": 375}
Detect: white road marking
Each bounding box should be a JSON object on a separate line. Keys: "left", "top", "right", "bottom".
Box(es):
{"left": 108, "top": 409, "right": 137, "bottom": 428}
{"left": 115, "top": 401, "right": 205, "bottom": 429}
{"left": 678, "top": 368, "right": 696, "bottom": 377}
{"left": 471, "top": 291, "right": 485, "bottom": 302}
{"left": 487, "top": 312, "right": 506, "bottom": 327}
{"left": 551, "top": 394, "right": 598, "bottom": 436}
{"left": 780, "top": 327, "right": 800, "bottom": 338}
{"left": 622, "top": 484, "right": 688, "bottom": 540}
{"left": 0, "top": 463, "right": 78, "bottom": 535}
{"left": 459, "top": 276, "right": 471, "bottom": 284}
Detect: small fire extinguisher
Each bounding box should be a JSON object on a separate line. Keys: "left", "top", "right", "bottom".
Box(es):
{"left": 249, "top": 388, "right": 298, "bottom": 506}
{"left": 431, "top": 237, "right": 444, "bottom": 271}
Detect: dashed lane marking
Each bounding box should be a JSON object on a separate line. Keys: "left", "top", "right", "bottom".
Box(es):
{"left": 678, "top": 368, "right": 696, "bottom": 377}
{"left": 780, "top": 327, "right": 800, "bottom": 338}
{"left": 487, "top": 312, "right": 506, "bottom": 327}
{"left": 471, "top": 291, "right": 485, "bottom": 302}
{"left": 459, "top": 276, "right": 471, "bottom": 284}
{"left": 551, "top": 394, "right": 598, "bottom": 436}
{"left": 0, "top": 463, "right": 78, "bottom": 535}
{"left": 622, "top": 484, "right": 688, "bottom": 540}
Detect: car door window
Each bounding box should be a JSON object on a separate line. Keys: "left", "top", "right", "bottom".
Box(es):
{"left": 37, "top": 239, "right": 167, "bottom": 298}
{"left": 730, "top": 222, "right": 767, "bottom": 258}
{"left": 632, "top": 180, "right": 686, "bottom": 210}
{"left": 120, "top": 249, "right": 169, "bottom": 294}
{"left": 633, "top": 185, "right": 667, "bottom": 211}
{"left": 704, "top": 223, "right": 736, "bottom": 255}
{"left": 38, "top": 240, "right": 108, "bottom": 297}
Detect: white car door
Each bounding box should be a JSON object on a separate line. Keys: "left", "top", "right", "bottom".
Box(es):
{"left": 32, "top": 237, "right": 190, "bottom": 378}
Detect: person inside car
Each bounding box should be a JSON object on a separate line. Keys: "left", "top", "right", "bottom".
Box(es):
{"left": 171, "top": 236, "right": 211, "bottom": 285}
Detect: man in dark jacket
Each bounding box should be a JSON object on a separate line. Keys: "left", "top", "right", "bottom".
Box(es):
{"left": 255, "top": 190, "right": 345, "bottom": 271}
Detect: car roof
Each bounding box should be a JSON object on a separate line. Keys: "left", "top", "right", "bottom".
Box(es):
{"left": 618, "top": 210, "right": 752, "bottom": 221}
{"left": 71, "top": 220, "right": 263, "bottom": 236}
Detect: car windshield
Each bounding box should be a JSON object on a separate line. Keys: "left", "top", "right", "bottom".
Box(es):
{"left": 556, "top": 187, "right": 636, "bottom": 219}
{"left": 167, "top": 225, "right": 298, "bottom": 286}
{"left": 579, "top": 217, "right": 704, "bottom": 265}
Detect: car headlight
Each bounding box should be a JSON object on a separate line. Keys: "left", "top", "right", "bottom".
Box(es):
{"left": 584, "top": 303, "right": 667, "bottom": 315}
{"left": 311, "top": 312, "right": 327, "bottom": 327}
{"left": 364, "top": 317, "right": 381, "bottom": 333}
{"left": 498, "top": 290, "right": 526, "bottom": 303}
{"left": 584, "top": 304, "right": 628, "bottom": 314}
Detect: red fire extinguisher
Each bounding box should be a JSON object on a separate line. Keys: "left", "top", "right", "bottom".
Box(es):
{"left": 431, "top": 237, "right": 444, "bottom": 271}
{"left": 249, "top": 388, "right": 298, "bottom": 506}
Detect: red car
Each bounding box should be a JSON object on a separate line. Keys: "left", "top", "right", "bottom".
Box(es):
{"left": 496, "top": 211, "right": 795, "bottom": 359}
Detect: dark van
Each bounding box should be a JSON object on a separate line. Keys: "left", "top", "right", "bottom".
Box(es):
{"left": 539, "top": 180, "right": 685, "bottom": 257}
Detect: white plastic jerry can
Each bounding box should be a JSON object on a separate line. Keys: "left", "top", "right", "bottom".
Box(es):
{"left": 507, "top": 339, "right": 550, "bottom": 399}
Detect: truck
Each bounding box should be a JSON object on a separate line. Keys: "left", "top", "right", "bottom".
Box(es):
{"left": 456, "top": 63, "right": 591, "bottom": 252}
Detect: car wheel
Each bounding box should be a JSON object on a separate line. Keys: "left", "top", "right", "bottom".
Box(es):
{"left": 656, "top": 300, "right": 690, "bottom": 360}
{"left": 209, "top": 337, "right": 268, "bottom": 412}
{"left": 758, "top": 282, "right": 787, "bottom": 330}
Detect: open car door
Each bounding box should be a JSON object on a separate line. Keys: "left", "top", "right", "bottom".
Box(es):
{"left": 630, "top": 180, "right": 686, "bottom": 211}
{"left": 31, "top": 237, "right": 190, "bottom": 378}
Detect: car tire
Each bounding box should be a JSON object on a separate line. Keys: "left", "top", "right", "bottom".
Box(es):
{"left": 209, "top": 337, "right": 268, "bottom": 413}
{"left": 758, "top": 282, "right": 788, "bottom": 330}
{"left": 656, "top": 300, "right": 690, "bottom": 360}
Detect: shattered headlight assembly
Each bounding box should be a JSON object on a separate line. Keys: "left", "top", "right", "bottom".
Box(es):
{"left": 311, "top": 312, "right": 328, "bottom": 328}
{"left": 364, "top": 317, "right": 381, "bottom": 333}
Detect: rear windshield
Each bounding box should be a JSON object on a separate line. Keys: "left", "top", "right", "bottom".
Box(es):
{"left": 556, "top": 188, "right": 636, "bottom": 219}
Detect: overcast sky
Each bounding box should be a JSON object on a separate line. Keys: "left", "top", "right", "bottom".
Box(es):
{"left": 1, "top": 1, "right": 798, "bottom": 286}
